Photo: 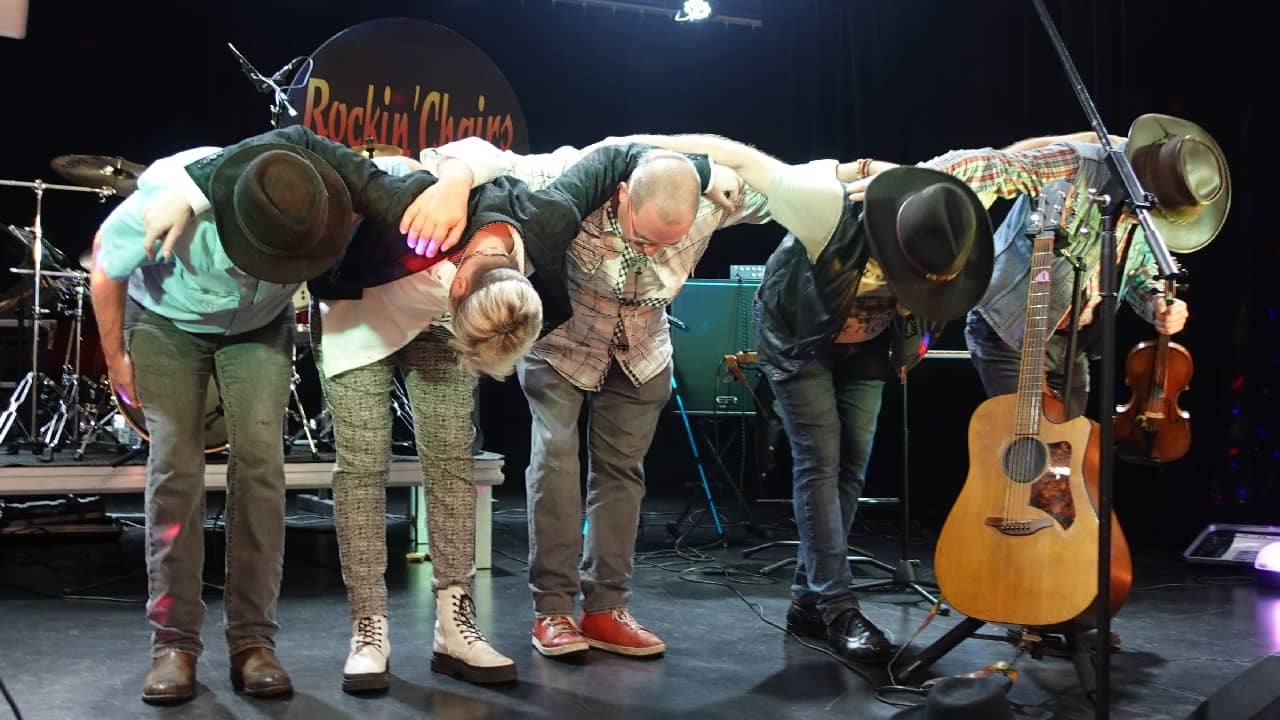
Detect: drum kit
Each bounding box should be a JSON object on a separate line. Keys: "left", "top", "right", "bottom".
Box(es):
{"left": 0, "top": 158, "right": 140, "bottom": 461}
{"left": 0, "top": 155, "right": 340, "bottom": 462}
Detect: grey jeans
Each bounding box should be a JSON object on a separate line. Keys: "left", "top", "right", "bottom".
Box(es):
{"left": 315, "top": 327, "right": 477, "bottom": 620}
{"left": 518, "top": 355, "right": 671, "bottom": 616}
{"left": 125, "top": 300, "right": 293, "bottom": 658}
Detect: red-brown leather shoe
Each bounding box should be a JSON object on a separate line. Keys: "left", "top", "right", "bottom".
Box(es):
{"left": 141, "top": 649, "right": 197, "bottom": 704}
{"left": 578, "top": 609, "right": 665, "bottom": 657}
{"left": 530, "top": 614, "right": 589, "bottom": 657}
{"left": 229, "top": 647, "right": 293, "bottom": 698}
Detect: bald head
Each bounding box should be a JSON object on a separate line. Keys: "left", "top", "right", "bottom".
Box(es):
{"left": 626, "top": 150, "right": 701, "bottom": 225}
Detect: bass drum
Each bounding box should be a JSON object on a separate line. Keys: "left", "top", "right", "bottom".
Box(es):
{"left": 111, "top": 377, "right": 228, "bottom": 454}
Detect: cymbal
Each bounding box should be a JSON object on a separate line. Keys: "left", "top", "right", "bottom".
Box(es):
{"left": 50, "top": 154, "right": 147, "bottom": 197}
{"left": 79, "top": 251, "right": 93, "bottom": 271}
{"left": 352, "top": 141, "right": 405, "bottom": 159}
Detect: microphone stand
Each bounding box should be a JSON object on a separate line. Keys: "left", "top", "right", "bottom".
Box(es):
{"left": 227, "top": 43, "right": 310, "bottom": 129}
{"left": 1029, "top": 2, "right": 1184, "bottom": 717}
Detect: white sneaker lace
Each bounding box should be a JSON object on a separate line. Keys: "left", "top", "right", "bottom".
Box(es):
{"left": 451, "top": 593, "right": 487, "bottom": 646}
{"left": 612, "top": 609, "right": 647, "bottom": 631}
{"left": 540, "top": 615, "right": 579, "bottom": 638}
{"left": 354, "top": 616, "right": 384, "bottom": 652}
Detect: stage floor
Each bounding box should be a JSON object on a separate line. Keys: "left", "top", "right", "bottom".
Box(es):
{"left": 0, "top": 491, "right": 1269, "bottom": 719}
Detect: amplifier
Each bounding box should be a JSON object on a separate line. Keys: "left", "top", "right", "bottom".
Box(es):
{"left": 728, "top": 264, "right": 765, "bottom": 281}
{"left": 669, "top": 279, "right": 759, "bottom": 416}
{"left": 1183, "top": 524, "right": 1280, "bottom": 566}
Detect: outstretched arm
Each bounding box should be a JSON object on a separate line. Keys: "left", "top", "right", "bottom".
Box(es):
{"left": 146, "top": 126, "right": 439, "bottom": 261}
{"left": 585, "top": 134, "right": 851, "bottom": 261}
{"left": 1003, "top": 131, "right": 1126, "bottom": 152}
{"left": 581, "top": 133, "right": 786, "bottom": 199}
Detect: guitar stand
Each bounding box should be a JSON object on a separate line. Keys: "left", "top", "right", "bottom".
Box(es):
{"left": 895, "top": 616, "right": 1115, "bottom": 702}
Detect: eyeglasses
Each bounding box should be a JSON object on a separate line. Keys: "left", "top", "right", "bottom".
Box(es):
{"left": 622, "top": 201, "right": 670, "bottom": 253}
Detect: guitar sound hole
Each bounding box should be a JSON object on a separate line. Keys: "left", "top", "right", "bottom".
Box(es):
{"left": 1002, "top": 437, "right": 1048, "bottom": 483}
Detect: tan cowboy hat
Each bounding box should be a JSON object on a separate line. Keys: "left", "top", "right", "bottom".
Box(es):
{"left": 864, "top": 167, "right": 994, "bottom": 323}
{"left": 1126, "top": 113, "right": 1230, "bottom": 253}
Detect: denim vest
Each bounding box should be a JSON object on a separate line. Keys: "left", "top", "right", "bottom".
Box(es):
{"left": 972, "top": 142, "right": 1154, "bottom": 349}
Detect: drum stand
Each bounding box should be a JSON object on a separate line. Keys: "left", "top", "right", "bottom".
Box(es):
{"left": 285, "top": 344, "right": 319, "bottom": 458}
{"left": 42, "top": 273, "right": 94, "bottom": 451}
{"left": 0, "top": 178, "right": 111, "bottom": 458}
{"left": 73, "top": 378, "right": 129, "bottom": 460}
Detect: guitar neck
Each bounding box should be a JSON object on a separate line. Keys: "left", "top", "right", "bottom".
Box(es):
{"left": 1015, "top": 232, "right": 1057, "bottom": 436}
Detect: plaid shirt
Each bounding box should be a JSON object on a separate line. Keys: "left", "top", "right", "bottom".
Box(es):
{"left": 921, "top": 144, "right": 1161, "bottom": 328}
{"left": 422, "top": 138, "right": 771, "bottom": 390}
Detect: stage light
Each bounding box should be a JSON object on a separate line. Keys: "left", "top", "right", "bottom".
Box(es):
{"left": 674, "top": 0, "right": 712, "bottom": 22}
{"left": 1255, "top": 541, "right": 1280, "bottom": 588}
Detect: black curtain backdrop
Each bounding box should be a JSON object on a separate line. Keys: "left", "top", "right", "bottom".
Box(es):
{"left": 0, "top": 0, "right": 1268, "bottom": 550}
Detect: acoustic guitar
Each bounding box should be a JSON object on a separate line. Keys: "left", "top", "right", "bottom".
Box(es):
{"left": 934, "top": 181, "right": 1131, "bottom": 629}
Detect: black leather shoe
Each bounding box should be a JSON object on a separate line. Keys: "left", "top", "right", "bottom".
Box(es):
{"left": 785, "top": 602, "right": 826, "bottom": 639}
{"left": 826, "top": 608, "right": 895, "bottom": 662}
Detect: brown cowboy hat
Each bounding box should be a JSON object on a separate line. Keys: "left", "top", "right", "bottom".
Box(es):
{"left": 1126, "top": 113, "right": 1230, "bottom": 253}
{"left": 864, "top": 167, "right": 994, "bottom": 323}
{"left": 210, "top": 143, "right": 354, "bottom": 284}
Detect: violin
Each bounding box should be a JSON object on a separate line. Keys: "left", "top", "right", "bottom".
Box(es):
{"left": 1114, "top": 279, "right": 1193, "bottom": 463}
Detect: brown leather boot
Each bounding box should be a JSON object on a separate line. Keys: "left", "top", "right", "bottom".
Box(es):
{"left": 229, "top": 647, "right": 293, "bottom": 697}
{"left": 141, "top": 649, "right": 197, "bottom": 704}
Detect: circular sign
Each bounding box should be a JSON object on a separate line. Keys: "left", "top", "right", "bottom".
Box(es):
{"left": 287, "top": 17, "right": 529, "bottom": 157}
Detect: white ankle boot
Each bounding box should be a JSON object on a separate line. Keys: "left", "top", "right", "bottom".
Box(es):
{"left": 342, "top": 614, "right": 390, "bottom": 692}
{"left": 431, "top": 586, "right": 517, "bottom": 684}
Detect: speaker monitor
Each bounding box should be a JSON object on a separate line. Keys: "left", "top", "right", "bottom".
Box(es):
{"left": 668, "top": 279, "right": 759, "bottom": 416}
{"left": 1188, "top": 654, "right": 1280, "bottom": 719}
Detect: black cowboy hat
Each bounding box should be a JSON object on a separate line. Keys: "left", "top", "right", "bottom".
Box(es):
{"left": 891, "top": 676, "right": 1015, "bottom": 720}
{"left": 1125, "top": 113, "right": 1230, "bottom": 253}
{"left": 210, "top": 143, "right": 354, "bottom": 283}
{"left": 864, "top": 167, "right": 994, "bottom": 323}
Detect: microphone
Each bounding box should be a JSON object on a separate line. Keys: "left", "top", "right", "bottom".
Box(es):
{"left": 269, "top": 56, "right": 310, "bottom": 87}
{"left": 667, "top": 314, "right": 688, "bottom": 331}
{"left": 227, "top": 42, "right": 269, "bottom": 92}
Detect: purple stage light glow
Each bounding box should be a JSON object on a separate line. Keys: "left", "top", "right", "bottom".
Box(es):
{"left": 1255, "top": 542, "right": 1280, "bottom": 589}
{"left": 1257, "top": 542, "right": 1280, "bottom": 572}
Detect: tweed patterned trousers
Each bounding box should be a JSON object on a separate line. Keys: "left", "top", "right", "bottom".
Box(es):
{"left": 315, "top": 328, "right": 477, "bottom": 620}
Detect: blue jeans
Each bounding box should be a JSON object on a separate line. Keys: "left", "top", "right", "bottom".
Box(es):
{"left": 768, "top": 350, "right": 885, "bottom": 623}
{"left": 125, "top": 300, "right": 293, "bottom": 657}
{"left": 518, "top": 355, "right": 671, "bottom": 616}
{"left": 964, "top": 312, "right": 1089, "bottom": 416}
